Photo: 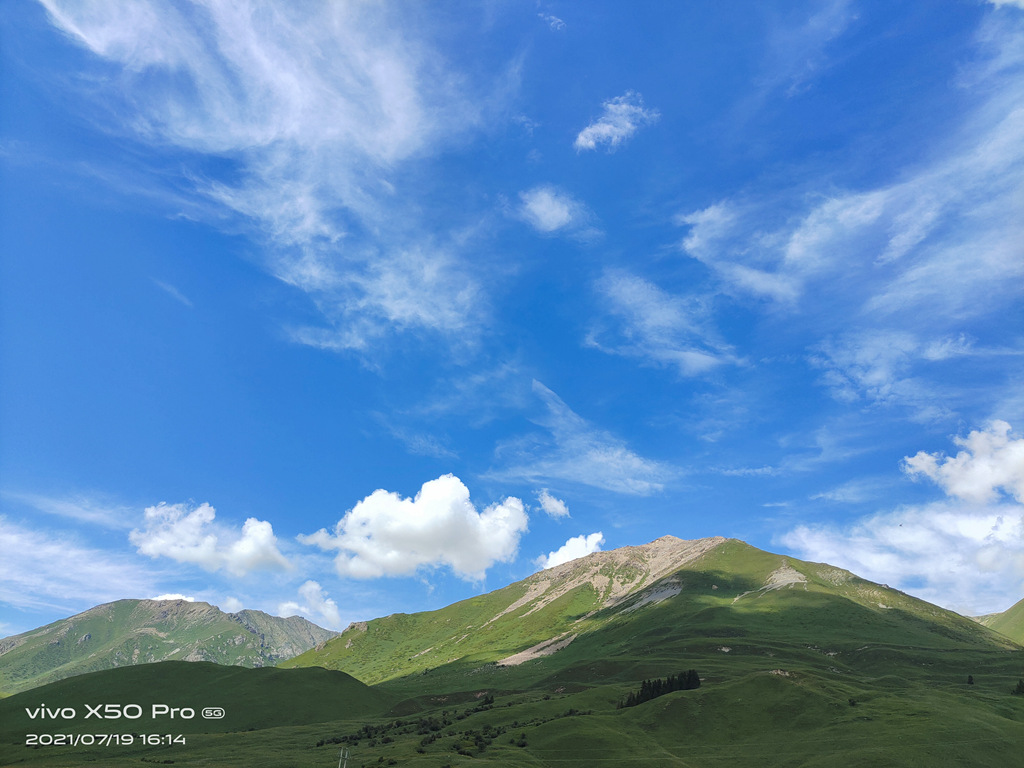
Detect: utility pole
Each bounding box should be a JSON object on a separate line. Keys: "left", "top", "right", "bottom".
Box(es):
{"left": 337, "top": 747, "right": 349, "bottom": 768}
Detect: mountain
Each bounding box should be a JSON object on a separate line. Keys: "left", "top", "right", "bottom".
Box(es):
{"left": 977, "top": 595, "right": 1024, "bottom": 644}
{"left": 0, "top": 598, "right": 336, "bottom": 696}
{"left": 2, "top": 536, "right": 1022, "bottom": 767}
{"left": 282, "top": 535, "right": 1017, "bottom": 685}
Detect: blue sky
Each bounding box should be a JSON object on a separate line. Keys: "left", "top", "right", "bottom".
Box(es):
{"left": 2, "top": 0, "right": 1023, "bottom": 638}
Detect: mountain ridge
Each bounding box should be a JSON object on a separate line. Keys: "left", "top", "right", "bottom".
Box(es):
{"left": 3, "top": 536, "right": 1023, "bottom": 767}
{"left": 283, "top": 535, "right": 1018, "bottom": 688}
{"left": 0, "top": 598, "right": 337, "bottom": 696}
{"left": 976, "top": 595, "right": 1024, "bottom": 644}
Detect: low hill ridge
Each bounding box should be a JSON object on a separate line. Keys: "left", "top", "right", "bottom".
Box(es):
{"left": 977, "top": 595, "right": 1024, "bottom": 644}
{"left": 0, "top": 599, "right": 336, "bottom": 695}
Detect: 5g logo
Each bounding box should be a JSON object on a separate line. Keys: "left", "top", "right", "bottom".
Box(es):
{"left": 202, "top": 707, "right": 226, "bottom": 720}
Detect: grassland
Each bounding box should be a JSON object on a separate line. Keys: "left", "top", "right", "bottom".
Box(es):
{"left": 2, "top": 539, "right": 1022, "bottom": 767}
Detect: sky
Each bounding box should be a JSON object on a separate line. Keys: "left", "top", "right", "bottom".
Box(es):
{"left": 1, "top": 0, "right": 1023, "bottom": 638}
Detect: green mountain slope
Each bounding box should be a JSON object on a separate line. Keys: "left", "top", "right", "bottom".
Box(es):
{"left": 978, "top": 595, "right": 1024, "bottom": 644}
{"left": 0, "top": 599, "right": 336, "bottom": 696}
{"left": 283, "top": 536, "right": 1016, "bottom": 690}
{"left": 2, "top": 537, "right": 1022, "bottom": 767}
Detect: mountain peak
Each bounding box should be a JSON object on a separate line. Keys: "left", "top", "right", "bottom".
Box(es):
{"left": 509, "top": 535, "right": 728, "bottom": 620}
{"left": 0, "top": 598, "right": 337, "bottom": 696}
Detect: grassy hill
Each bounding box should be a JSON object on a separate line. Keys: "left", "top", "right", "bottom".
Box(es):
{"left": 283, "top": 537, "right": 1017, "bottom": 691}
{"left": 0, "top": 599, "right": 336, "bottom": 696}
{"left": 977, "top": 596, "right": 1024, "bottom": 644}
{"left": 2, "top": 536, "right": 1022, "bottom": 767}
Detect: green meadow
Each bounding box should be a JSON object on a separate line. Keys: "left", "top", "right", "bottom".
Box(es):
{"left": 3, "top": 540, "right": 1022, "bottom": 767}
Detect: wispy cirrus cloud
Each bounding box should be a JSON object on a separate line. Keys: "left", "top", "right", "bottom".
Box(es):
{"left": 678, "top": 17, "right": 1024, "bottom": 323}
{"left": 1, "top": 490, "right": 134, "bottom": 529}
{"left": 586, "top": 270, "right": 737, "bottom": 377}
{"left": 489, "top": 380, "right": 675, "bottom": 495}
{"left": 538, "top": 13, "right": 566, "bottom": 32}
{"left": 758, "top": 0, "right": 856, "bottom": 98}
{"left": 0, "top": 516, "right": 162, "bottom": 612}
{"left": 37, "top": 0, "right": 493, "bottom": 352}
{"left": 152, "top": 279, "right": 193, "bottom": 308}
{"left": 810, "top": 330, "right": 1023, "bottom": 422}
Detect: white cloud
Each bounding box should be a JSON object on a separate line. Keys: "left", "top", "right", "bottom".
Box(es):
{"left": 0, "top": 516, "right": 162, "bottom": 611}
{"left": 378, "top": 417, "right": 459, "bottom": 460}
{"left": 758, "top": 0, "right": 855, "bottom": 98}
{"left": 587, "top": 269, "right": 736, "bottom": 376}
{"left": 0, "top": 491, "right": 133, "bottom": 529}
{"left": 536, "top": 532, "right": 605, "bottom": 570}
{"left": 810, "top": 330, "right": 960, "bottom": 419}
{"left": 298, "top": 475, "right": 528, "bottom": 581}
{"left": 782, "top": 423, "right": 1024, "bottom": 614}
{"left": 220, "top": 596, "right": 244, "bottom": 613}
{"left": 678, "top": 20, "right": 1024, "bottom": 321}
{"left": 278, "top": 580, "right": 343, "bottom": 630}
{"left": 517, "top": 185, "right": 593, "bottom": 235}
{"left": 989, "top": 1, "right": 1024, "bottom": 9}
{"left": 780, "top": 503, "right": 1024, "bottom": 615}
{"left": 130, "top": 502, "right": 291, "bottom": 576}
{"left": 152, "top": 279, "right": 193, "bottom": 308}
{"left": 574, "top": 91, "right": 659, "bottom": 152}
{"left": 489, "top": 380, "right": 674, "bottom": 495}
{"left": 903, "top": 421, "right": 1024, "bottom": 504}
{"left": 37, "top": 0, "right": 490, "bottom": 351}
{"left": 150, "top": 593, "right": 195, "bottom": 602}
{"left": 536, "top": 489, "right": 570, "bottom": 518}
{"left": 538, "top": 13, "right": 565, "bottom": 31}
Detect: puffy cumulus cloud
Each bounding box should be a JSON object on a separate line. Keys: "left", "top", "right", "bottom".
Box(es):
{"left": 780, "top": 503, "right": 1024, "bottom": 615}
{"left": 782, "top": 422, "right": 1024, "bottom": 614}
{"left": 536, "top": 489, "right": 570, "bottom": 518}
{"left": 150, "top": 593, "right": 194, "bottom": 602}
{"left": 574, "top": 91, "right": 659, "bottom": 152}
{"left": 903, "top": 421, "right": 1024, "bottom": 504}
{"left": 587, "top": 269, "right": 737, "bottom": 377}
{"left": 219, "top": 596, "right": 244, "bottom": 613}
{"left": 536, "top": 532, "right": 605, "bottom": 570}
{"left": 130, "top": 502, "right": 291, "bottom": 576}
{"left": 278, "top": 580, "right": 343, "bottom": 630}
{"left": 298, "top": 475, "right": 528, "bottom": 581}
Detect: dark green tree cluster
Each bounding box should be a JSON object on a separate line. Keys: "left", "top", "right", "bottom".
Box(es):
{"left": 1012, "top": 679, "right": 1024, "bottom": 695}
{"left": 618, "top": 670, "right": 701, "bottom": 708}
